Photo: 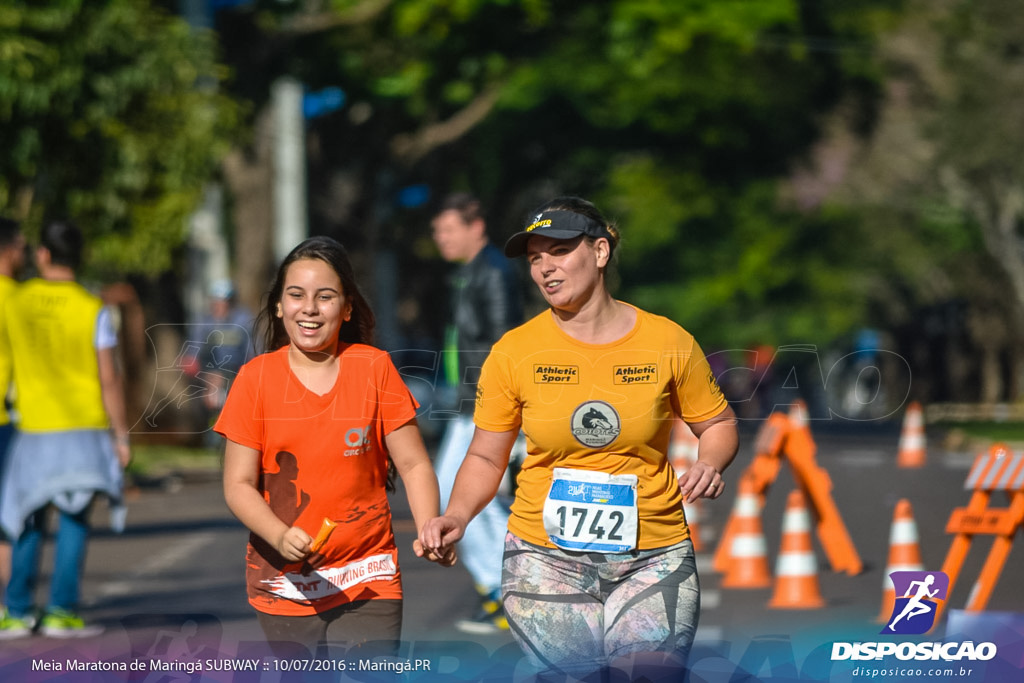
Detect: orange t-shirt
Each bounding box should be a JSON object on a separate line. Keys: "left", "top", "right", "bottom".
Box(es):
{"left": 215, "top": 344, "right": 418, "bottom": 616}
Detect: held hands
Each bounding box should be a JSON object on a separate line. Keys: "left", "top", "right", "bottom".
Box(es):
{"left": 678, "top": 460, "right": 725, "bottom": 503}
{"left": 416, "top": 514, "right": 467, "bottom": 568}
{"left": 412, "top": 539, "right": 458, "bottom": 567}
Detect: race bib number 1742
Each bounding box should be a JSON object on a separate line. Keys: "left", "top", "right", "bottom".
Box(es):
{"left": 542, "top": 468, "right": 638, "bottom": 553}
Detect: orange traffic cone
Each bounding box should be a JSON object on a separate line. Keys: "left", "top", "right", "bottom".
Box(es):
{"left": 721, "top": 479, "right": 772, "bottom": 588}
{"left": 876, "top": 499, "right": 923, "bottom": 622}
{"left": 897, "top": 402, "right": 927, "bottom": 468}
{"left": 769, "top": 489, "right": 825, "bottom": 609}
{"left": 670, "top": 419, "right": 706, "bottom": 551}
{"left": 714, "top": 475, "right": 757, "bottom": 573}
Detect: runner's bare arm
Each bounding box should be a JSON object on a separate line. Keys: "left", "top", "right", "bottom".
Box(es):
{"left": 680, "top": 405, "right": 739, "bottom": 503}
{"left": 419, "top": 426, "right": 518, "bottom": 553}
{"left": 98, "top": 345, "right": 131, "bottom": 467}
{"left": 222, "top": 438, "right": 312, "bottom": 561}
{"left": 385, "top": 420, "right": 456, "bottom": 566}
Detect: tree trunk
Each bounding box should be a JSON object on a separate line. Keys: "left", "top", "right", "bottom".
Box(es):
{"left": 222, "top": 107, "right": 276, "bottom": 332}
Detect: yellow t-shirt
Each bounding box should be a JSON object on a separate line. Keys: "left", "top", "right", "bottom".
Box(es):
{"left": 474, "top": 304, "right": 728, "bottom": 550}
{"left": 0, "top": 274, "right": 17, "bottom": 426}
{"left": 6, "top": 279, "right": 106, "bottom": 432}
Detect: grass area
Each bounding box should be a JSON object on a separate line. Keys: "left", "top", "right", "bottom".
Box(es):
{"left": 937, "top": 421, "right": 1024, "bottom": 447}
{"left": 127, "top": 444, "right": 222, "bottom": 477}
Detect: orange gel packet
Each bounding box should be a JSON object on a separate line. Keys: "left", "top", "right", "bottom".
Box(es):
{"left": 310, "top": 518, "right": 337, "bottom": 552}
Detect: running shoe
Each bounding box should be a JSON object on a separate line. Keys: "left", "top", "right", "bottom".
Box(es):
{"left": 38, "top": 608, "right": 104, "bottom": 638}
{"left": 0, "top": 610, "right": 37, "bottom": 640}
{"left": 455, "top": 591, "right": 509, "bottom": 634}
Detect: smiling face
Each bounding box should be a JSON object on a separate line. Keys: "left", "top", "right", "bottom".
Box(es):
{"left": 525, "top": 234, "right": 610, "bottom": 313}
{"left": 276, "top": 258, "right": 352, "bottom": 358}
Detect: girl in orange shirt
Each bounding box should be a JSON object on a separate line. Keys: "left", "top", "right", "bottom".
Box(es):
{"left": 218, "top": 236, "right": 452, "bottom": 655}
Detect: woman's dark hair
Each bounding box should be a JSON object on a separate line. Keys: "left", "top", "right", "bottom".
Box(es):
{"left": 257, "top": 236, "right": 376, "bottom": 352}
{"left": 530, "top": 196, "right": 620, "bottom": 256}
{"left": 41, "top": 219, "right": 84, "bottom": 270}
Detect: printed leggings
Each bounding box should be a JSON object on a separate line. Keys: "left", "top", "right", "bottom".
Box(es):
{"left": 502, "top": 533, "right": 700, "bottom": 674}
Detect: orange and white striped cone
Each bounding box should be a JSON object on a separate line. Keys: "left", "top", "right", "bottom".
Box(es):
{"left": 714, "top": 476, "right": 757, "bottom": 573}
{"left": 876, "top": 499, "right": 923, "bottom": 622}
{"left": 769, "top": 489, "right": 825, "bottom": 609}
{"left": 670, "top": 418, "right": 706, "bottom": 551}
{"left": 721, "top": 479, "right": 772, "bottom": 588}
{"left": 897, "top": 402, "right": 927, "bottom": 468}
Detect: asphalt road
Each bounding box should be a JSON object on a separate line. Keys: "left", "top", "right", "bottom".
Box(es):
{"left": 1, "top": 422, "right": 1021, "bottom": 682}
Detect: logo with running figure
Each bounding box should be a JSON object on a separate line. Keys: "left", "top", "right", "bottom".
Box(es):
{"left": 882, "top": 571, "right": 949, "bottom": 635}
{"left": 570, "top": 401, "right": 621, "bottom": 447}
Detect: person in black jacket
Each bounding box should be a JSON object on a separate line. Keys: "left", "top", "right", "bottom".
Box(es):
{"left": 430, "top": 193, "right": 522, "bottom": 633}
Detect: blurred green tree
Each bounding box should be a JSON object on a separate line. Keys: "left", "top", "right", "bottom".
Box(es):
{"left": 217, "top": 0, "right": 893, "bottom": 351}
{"left": 821, "top": 0, "right": 1024, "bottom": 400}
{"left": 0, "top": 0, "right": 239, "bottom": 276}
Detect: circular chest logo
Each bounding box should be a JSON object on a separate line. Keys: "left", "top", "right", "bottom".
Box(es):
{"left": 570, "top": 401, "right": 621, "bottom": 448}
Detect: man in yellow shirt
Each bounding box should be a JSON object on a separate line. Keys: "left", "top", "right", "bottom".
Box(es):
{"left": 0, "top": 220, "right": 130, "bottom": 639}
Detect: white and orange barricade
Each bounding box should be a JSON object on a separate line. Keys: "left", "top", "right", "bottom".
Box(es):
{"left": 783, "top": 401, "right": 862, "bottom": 575}
{"left": 877, "top": 499, "right": 923, "bottom": 622}
{"left": 932, "top": 443, "right": 1024, "bottom": 628}
{"left": 714, "top": 401, "right": 863, "bottom": 578}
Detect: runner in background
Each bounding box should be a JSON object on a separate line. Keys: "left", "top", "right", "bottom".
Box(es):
{"left": 0, "top": 217, "right": 24, "bottom": 613}
{"left": 421, "top": 196, "right": 738, "bottom": 678}
{"left": 194, "top": 279, "right": 255, "bottom": 446}
{"left": 430, "top": 193, "right": 522, "bottom": 633}
{"left": 217, "top": 236, "right": 453, "bottom": 655}
{"left": 0, "top": 219, "right": 130, "bottom": 639}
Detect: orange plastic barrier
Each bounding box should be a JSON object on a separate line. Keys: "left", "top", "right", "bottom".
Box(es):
{"left": 784, "top": 403, "right": 862, "bottom": 575}
{"left": 933, "top": 443, "right": 1024, "bottom": 627}
{"left": 715, "top": 402, "right": 863, "bottom": 577}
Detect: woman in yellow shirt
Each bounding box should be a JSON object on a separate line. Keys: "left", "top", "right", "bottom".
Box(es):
{"left": 420, "top": 196, "right": 738, "bottom": 679}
